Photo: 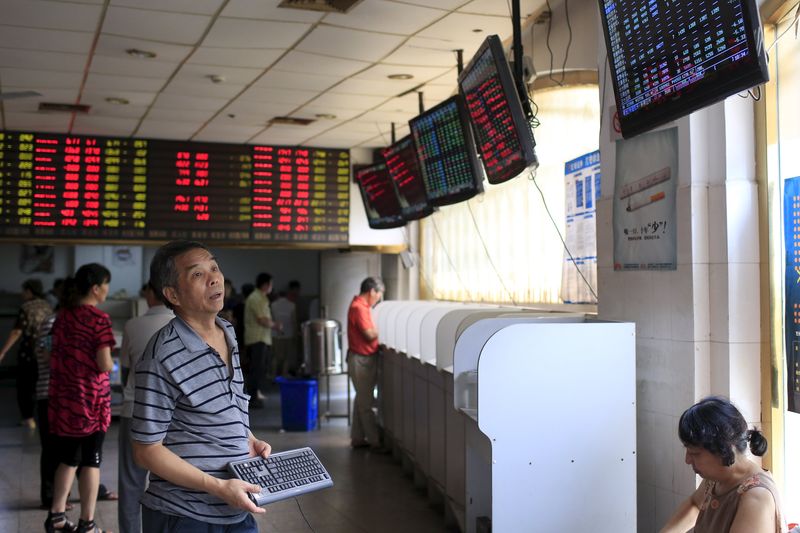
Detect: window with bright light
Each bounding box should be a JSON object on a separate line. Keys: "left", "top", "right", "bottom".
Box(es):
{"left": 420, "top": 84, "right": 600, "bottom": 304}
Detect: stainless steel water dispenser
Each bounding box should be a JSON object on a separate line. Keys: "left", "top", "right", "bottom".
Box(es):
{"left": 300, "top": 319, "right": 342, "bottom": 376}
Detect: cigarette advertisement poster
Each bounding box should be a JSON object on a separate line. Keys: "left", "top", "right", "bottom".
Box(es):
{"left": 613, "top": 127, "right": 678, "bottom": 270}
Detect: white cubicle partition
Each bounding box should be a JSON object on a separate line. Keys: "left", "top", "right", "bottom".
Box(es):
{"left": 453, "top": 319, "right": 636, "bottom": 532}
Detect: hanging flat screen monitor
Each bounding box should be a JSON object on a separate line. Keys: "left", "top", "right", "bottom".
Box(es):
{"left": 458, "top": 34, "right": 538, "bottom": 185}
{"left": 355, "top": 162, "right": 405, "bottom": 229}
{"left": 598, "top": 0, "right": 769, "bottom": 138}
{"left": 381, "top": 135, "right": 433, "bottom": 221}
{"left": 408, "top": 95, "right": 484, "bottom": 206}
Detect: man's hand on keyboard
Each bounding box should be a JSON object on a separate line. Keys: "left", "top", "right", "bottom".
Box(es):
{"left": 213, "top": 478, "right": 266, "bottom": 514}
{"left": 249, "top": 433, "right": 272, "bottom": 459}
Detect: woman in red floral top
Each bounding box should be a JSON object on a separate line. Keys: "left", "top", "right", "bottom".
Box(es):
{"left": 46, "top": 263, "right": 115, "bottom": 533}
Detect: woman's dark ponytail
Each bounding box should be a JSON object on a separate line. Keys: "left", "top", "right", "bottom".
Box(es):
{"left": 747, "top": 429, "right": 768, "bottom": 457}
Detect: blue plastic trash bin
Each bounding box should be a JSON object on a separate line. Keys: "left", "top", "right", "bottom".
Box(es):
{"left": 275, "top": 377, "right": 318, "bottom": 431}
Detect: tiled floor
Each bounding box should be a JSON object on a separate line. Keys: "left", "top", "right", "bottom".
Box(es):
{"left": 0, "top": 379, "right": 453, "bottom": 532}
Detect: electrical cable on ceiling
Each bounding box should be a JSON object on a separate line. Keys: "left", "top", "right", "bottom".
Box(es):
{"left": 765, "top": 1, "right": 800, "bottom": 56}
{"left": 295, "top": 498, "right": 315, "bottom": 532}
{"left": 528, "top": 169, "right": 599, "bottom": 302}
{"left": 559, "top": 0, "right": 573, "bottom": 85}
{"left": 430, "top": 213, "right": 478, "bottom": 302}
{"left": 465, "top": 200, "right": 518, "bottom": 306}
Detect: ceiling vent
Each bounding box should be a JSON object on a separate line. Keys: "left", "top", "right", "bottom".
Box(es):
{"left": 270, "top": 116, "right": 316, "bottom": 126}
{"left": 278, "top": 0, "right": 363, "bottom": 14}
{"left": 38, "top": 102, "right": 91, "bottom": 113}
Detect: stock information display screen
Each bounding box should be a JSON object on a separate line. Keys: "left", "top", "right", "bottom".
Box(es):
{"left": 409, "top": 96, "right": 482, "bottom": 206}
{"left": 458, "top": 34, "right": 536, "bottom": 185}
{"left": 0, "top": 131, "right": 349, "bottom": 245}
{"left": 381, "top": 136, "right": 432, "bottom": 221}
{"left": 355, "top": 163, "right": 404, "bottom": 230}
{"left": 599, "top": 0, "right": 768, "bottom": 137}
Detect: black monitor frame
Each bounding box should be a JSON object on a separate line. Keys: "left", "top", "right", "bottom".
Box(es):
{"left": 598, "top": 0, "right": 769, "bottom": 138}
{"left": 354, "top": 162, "right": 405, "bottom": 230}
{"left": 408, "top": 95, "right": 484, "bottom": 207}
{"left": 458, "top": 34, "right": 538, "bottom": 185}
{"left": 381, "top": 135, "right": 434, "bottom": 221}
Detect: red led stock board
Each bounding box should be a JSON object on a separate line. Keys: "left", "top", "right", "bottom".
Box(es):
{"left": 0, "top": 131, "right": 349, "bottom": 245}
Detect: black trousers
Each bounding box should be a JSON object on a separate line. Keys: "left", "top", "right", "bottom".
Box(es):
{"left": 17, "top": 355, "right": 37, "bottom": 420}
{"left": 244, "top": 342, "right": 271, "bottom": 398}
{"left": 36, "top": 399, "right": 59, "bottom": 507}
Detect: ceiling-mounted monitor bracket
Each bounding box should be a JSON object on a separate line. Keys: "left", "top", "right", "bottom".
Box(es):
{"left": 512, "top": 0, "right": 533, "bottom": 119}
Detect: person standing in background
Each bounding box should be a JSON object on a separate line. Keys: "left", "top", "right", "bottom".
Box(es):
{"left": 46, "top": 263, "right": 115, "bottom": 533}
{"left": 0, "top": 278, "right": 53, "bottom": 429}
{"left": 243, "top": 273, "right": 277, "bottom": 408}
{"left": 118, "top": 282, "right": 174, "bottom": 533}
{"left": 270, "top": 290, "right": 297, "bottom": 377}
{"left": 346, "top": 277, "right": 385, "bottom": 452}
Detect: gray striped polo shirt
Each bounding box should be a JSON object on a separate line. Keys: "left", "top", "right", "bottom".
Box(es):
{"left": 131, "top": 315, "right": 251, "bottom": 524}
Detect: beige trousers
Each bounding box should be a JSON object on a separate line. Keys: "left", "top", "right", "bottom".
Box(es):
{"left": 348, "top": 351, "right": 380, "bottom": 446}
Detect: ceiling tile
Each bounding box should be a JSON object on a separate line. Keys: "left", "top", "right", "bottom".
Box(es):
{"left": 2, "top": 0, "right": 103, "bottom": 31}
{"left": 188, "top": 47, "right": 284, "bottom": 69}
{"left": 202, "top": 18, "right": 311, "bottom": 49}
{"left": 3, "top": 111, "right": 72, "bottom": 133}
{"left": 90, "top": 55, "right": 179, "bottom": 79}
{"left": 84, "top": 103, "right": 150, "bottom": 119}
{"left": 144, "top": 107, "right": 216, "bottom": 123}
{"left": 0, "top": 68, "right": 82, "bottom": 89}
{"left": 269, "top": 51, "right": 370, "bottom": 78}
{"left": 220, "top": 100, "right": 291, "bottom": 125}
{"left": 173, "top": 63, "right": 262, "bottom": 86}
{"left": 323, "top": 1, "right": 445, "bottom": 35}
{"left": 296, "top": 26, "right": 405, "bottom": 62}
{"left": 103, "top": 6, "right": 212, "bottom": 45}
{"left": 329, "top": 78, "right": 414, "bottom": 98}
{"left": 0, "top": 28, "right": 94, "bottom": 54}
{"left": 85, "top": 72, "right": 166, "bottom": 92}
{"left": 95, "top": 35, "right": 194, "bottom": 63}
{"left": 382, "top": 43, "right": 460, "bottom": 68}
{"left": 388, "top": 0, "right": 465, "bottom": 9}
{"left": 255, "top": 70, "right": 339, "bottom": 93}
{"left": 0, "top": 49, "right": 86, "bottom": 72}
{"left": 354, "top": 63, "right": 450, "bottom": 83}
{"left": 309, "top": 92, "right": 386, "bottom": 111}
{"left": 237, "top": 86, "right": 319, "bottom": 106}
{"left": 192, "top": 123, "right": 263, "bottom": 143}
{"left": 0, "top": 88, "right": 80, "bottom": 112}
{"left": 458, "top": 0, "right": 540, "bottom": 18}
{"left": 71, "top": 115, "right": 139, "bottom": 136}
{"left": 357, "top": 108, "right": 415, "bottom": 126}
{"left": 110, "top": 0, "right": 226, "bottom": 15}
{"left": 220, "top": 0, "right": 324, "bottom": 23}
{"left": 151, "top": 93, "right": 229, "bottom": 112}
{"left": 416, "top": 14, "right": 515, "bottom": 54}
{"left": 135, "top": 119, "right": 201, "bottom": 140}
{"left": 293, "top": 104, "right": 363, "bottom": 122}
{"left": 308, "top": 128, "right": 378, "bottom": 148}
{"left": 161, "top": 80, "right": 246, "bottom": 99}
{"left": 81, "top": 91, "right": 157, "bottom": 107}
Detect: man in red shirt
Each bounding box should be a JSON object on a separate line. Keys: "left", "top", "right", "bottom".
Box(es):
{"left": 347, "top": 277, "right": 385, "bottom": 451}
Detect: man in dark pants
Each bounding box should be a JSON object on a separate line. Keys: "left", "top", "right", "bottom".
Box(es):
{"left": 347, "top": 277, "right": 385, "bottom": 451}
{"left": 243, "top": 272, "right": 276, "bottom": 408}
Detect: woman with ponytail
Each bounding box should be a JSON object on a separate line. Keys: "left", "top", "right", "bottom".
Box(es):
{"left": 659, "top": 396, "right": 787, "bottom": 533}
{"left": 45, "top": 263, "right": 114, "bottom": 533}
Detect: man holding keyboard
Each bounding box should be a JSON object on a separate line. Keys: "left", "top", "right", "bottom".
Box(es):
{"left": 131, "top": 241, "right": 272, "bottom": 533}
